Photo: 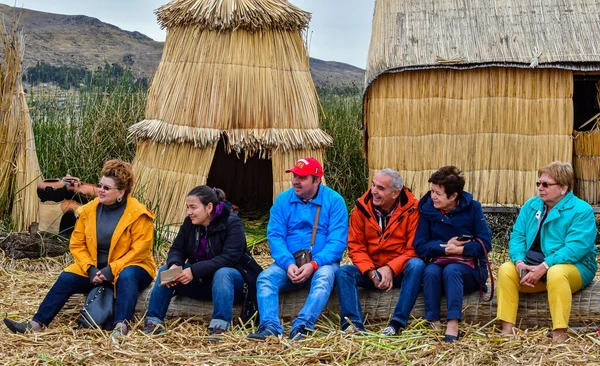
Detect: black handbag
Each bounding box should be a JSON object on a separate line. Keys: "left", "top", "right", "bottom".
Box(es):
{"left": 525, "top": 249, "right": 547, "bottom": 282}
{"left": 78, "top": 285, "right": 115, "bottom": 330}
{"left": 236, "top": 252, "right": 263, "bottom": 327}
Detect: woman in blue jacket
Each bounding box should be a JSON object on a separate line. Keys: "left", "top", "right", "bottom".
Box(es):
{"left": 414, "top": 166, "right": 492, "bottom": 343}
{"left": 497, "top": 161, "right": 597, "bottom": 343}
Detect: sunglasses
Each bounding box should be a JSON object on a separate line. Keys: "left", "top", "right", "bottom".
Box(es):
{"left": 96, "top": 183, "right": 118, "bottom": 191}
{"left": 536, "top": 181, "right": 560, "bottom": 188}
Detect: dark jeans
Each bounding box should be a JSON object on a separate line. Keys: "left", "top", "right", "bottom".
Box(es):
{"left": 145, "top": 265, "right": 244, "bottom": 330}
{"left": 335, "top": 258, "right": 425, "bottom": 330}
{"left": 422, "top": 263, "right": 480, "bottom": 321}
{"left": 33, "top": 266, "right": 152, "bottom": 327}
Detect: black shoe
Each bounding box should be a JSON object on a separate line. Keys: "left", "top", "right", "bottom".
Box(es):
{"left": 4, "top": 318, "right": 33, "bottom": 334}
{"left": 248, "top": 325, "right": 279, "bottom": 340}
{"left": 289, "top": 325, "right": 312, "bottom": 341}
{"left": 207, "top": 327, "right": 226, "bottom": 342}
{"left": 443, "top": 334, "right": 460, "bottom": 343}
{"left": 142, "top": 321, "right": 165, "bottom": 335}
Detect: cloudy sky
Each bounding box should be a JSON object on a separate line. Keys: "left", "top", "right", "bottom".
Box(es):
{"left": 0, "top": 0, "right": 374, "bottom": 68}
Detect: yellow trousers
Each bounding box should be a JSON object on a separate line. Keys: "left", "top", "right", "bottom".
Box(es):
{"left": 496, "top": 261, "right": 582, "bottom": 330}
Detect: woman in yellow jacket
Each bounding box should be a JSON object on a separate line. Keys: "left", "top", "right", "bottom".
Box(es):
{"left": 3, "top": 159, "right": 156, "bottom": 337}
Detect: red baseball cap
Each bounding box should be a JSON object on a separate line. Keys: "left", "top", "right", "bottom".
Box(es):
{"left": 286, "top": 157, "right": 323, "bottom": 178}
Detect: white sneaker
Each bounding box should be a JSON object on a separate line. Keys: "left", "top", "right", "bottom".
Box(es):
{"left": 340, "top": 325, "right": 365, "bottom": 335}
{"left": 381, "top": 326, "right": 397, "bottom": 336}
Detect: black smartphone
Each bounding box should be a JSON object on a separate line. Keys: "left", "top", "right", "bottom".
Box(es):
{"left": 373, "top": 270, "right": 382, "bottom": 282}
{"left": 519, "top": 268, "right": 528, "bottom": 279}
{"left": 456, "top": 234, "right": 473, "bottom": 241}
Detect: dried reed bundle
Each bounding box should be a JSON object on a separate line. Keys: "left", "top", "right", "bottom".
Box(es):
{"left": 131, "top": 0, "right": 328, "bottom": 225}
{"left": 364, "top": 68, "right": 573, "bottom": 205}
{"left": 0, "top": 20, "right": 41, "bottom": 229}
{"left": 156, "top": 0, "right": 311, "bottom": 32}
{"left": 365, "top": 0, "right": 600, "bottom": 86}
{"left": 129, "top": 120, "right": 332, "bottom": 156}
{"left": 143, "top": 28, "right": 320, "bottom": 134}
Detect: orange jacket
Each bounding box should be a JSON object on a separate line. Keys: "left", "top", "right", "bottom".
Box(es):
{"left": 347, "top": 187, "right": 420, "bottom": 276}
{"left": 64, "top": 197, "right": 157, "bottom": 284}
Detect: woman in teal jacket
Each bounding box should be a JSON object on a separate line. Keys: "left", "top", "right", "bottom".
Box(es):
{"left": 497, "top": 161, "right": 597, "bottom": 343}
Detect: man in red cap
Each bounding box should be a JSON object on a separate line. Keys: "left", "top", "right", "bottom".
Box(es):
{"left": 248, "top": 157, "right": 348, "bottom": 341}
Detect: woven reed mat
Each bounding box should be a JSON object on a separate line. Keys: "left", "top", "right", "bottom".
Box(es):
{"left": 133, "top": 281, "right": 600, "bottom": 328}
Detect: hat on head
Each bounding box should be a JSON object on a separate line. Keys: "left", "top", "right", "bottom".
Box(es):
{"left": 286, "top": 157, "right": 323, "bottom": 178}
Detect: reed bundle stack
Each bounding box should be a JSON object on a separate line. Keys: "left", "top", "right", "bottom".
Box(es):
{"left": 364, "top": 0, "right": 600, "bottom": 205}
{"left": 0, "top": 20, "right": 41, "bottom": 230}
{"left": 129, "top": 0, "right": 331, "bottom": 225}
{"left": 573, "top": 124, "right": 600, "bottom": 205}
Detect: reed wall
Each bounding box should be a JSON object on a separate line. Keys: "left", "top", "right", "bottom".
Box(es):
{"left": 132, "top": 140, "right": 217, "bottom": 226}
{"left": 573, "top": 129, "right": 600, "bottom": 204}
{"left": 145, "top": 27, "right": 318, "bottom": 132}
{"left": 364, "top": 67, "right": 573, "bottom": 205}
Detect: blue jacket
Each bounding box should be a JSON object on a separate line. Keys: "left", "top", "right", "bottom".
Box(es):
{"left": 508, "top": 192, "right": 598, "bottom": 287}
{"left": 414, "top": 191, "right": 493, "bottom": 281}
{"left": 267, "top": 185, "right": 349, "bottom": 270}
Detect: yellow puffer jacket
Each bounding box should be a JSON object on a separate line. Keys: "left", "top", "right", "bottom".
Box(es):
{"left": 64, "top": 196, "right": 157, "bottom": 284}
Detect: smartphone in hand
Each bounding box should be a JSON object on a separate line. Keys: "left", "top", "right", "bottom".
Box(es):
{"left": 456, "top": 234, "right": 474, "bottom": 241}
{"left": 373, "top": 269, "right": 382, "bottom": 282}
{"left": 519, "top": 268, "right": 528, "bottom": 279}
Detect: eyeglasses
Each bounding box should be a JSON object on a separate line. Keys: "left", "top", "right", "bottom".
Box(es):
{"left": 96, "top": 183, "right": 118, "bottom": 191}
{"left": 536, "top": 181, "right": 560, "bottom": 188}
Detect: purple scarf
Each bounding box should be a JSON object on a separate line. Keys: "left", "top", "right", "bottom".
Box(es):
{"left": 193, "top": 202, "right": 226, "bottom": 262}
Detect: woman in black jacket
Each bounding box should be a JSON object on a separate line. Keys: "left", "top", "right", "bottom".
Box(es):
{"left": 143, "top": 186, "right": 262, "bottom": 339}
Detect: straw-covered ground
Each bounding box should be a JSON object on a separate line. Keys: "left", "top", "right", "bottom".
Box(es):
{"left": 1, "top": 215, "right": 599, "bottom": 365}
{"left": 2, "top": 247, "right": 600, "bottom": 366}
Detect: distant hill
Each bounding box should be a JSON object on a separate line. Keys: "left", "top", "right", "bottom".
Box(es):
{"left": 0, "top": 4, "right": 364, "bottom": 89}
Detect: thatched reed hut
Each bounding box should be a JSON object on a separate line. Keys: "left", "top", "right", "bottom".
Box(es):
{"left": 364, "top": 0, "right": 600, "bottom": 205}
{"left": 129, "top": 0, "right": 331, "bottom": 225}
{"left": 0, "top": 21, "right": 41, "bottom": 230}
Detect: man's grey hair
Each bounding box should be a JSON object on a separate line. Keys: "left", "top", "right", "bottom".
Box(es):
{"left": 377, "top": 168, "right": 404, "bottom": 191}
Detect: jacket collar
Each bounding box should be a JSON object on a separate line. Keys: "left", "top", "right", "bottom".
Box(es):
{"left": 289, "top": 184, "right": 324, "bottom": 206}
{"left": 75, "top": 196, "right": 155, "bottom": 253}
{"left": 356, "top": 186, "right": 414, "bottom": 219}
{"left": 418, "top": 190, "right": 473, "bottom": 219}
{"left": 528, "top": 191, "right": 576, "bottom": 215}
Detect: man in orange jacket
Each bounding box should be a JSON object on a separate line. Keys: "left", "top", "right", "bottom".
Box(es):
{"left": 335, "top": 168, "right": 425, "bottom": 336}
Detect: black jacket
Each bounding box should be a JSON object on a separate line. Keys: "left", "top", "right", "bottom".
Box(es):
{"left": 166, "top": 206, "right": 261, "bottom": 282}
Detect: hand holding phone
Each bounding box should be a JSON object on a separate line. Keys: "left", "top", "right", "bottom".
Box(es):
{"left": 456, "top": 234, "right": 473, "bottom": 241}
{"left": 519, "top": 268, "right": 528, "bottom": 279}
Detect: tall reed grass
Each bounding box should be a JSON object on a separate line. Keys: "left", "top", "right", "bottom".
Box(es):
{"left": 319, "top": 93, "right": 368, "bottom": 207}
{"left": 30, "top": 78, "right": 146, "bottom": 183}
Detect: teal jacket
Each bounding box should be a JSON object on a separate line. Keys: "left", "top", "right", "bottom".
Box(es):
{"left": 508, "top": 192, "right": 598, "bottom": 287}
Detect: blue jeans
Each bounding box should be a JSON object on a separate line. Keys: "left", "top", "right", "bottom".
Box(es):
{"left": 145, "top": 265, "right": 244, "bottom": 330}
{"left": 33, "top": 265, "right": 152, "bottom": 327}
{"left": 422, "top": 263, "right": 480, "bottom": 321}
{"left": 335, "top": 258, "right": 425, "bottom": 330}
{"left": 256, "top": 263, "right": 339, "bottom": 335}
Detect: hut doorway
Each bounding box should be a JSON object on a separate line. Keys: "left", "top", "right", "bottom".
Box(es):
{"left": 573, "top": 75, "right": 600, "bottom": 131}
{"left": 206, "top": 138, "right": 273, "bottom": 210}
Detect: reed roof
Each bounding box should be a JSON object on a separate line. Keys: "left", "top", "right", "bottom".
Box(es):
{"left": 156, "top": 0, "right": 311, "bottom": 32}
{"left": 366, "top": 0, "right": 600, "bottom": 86}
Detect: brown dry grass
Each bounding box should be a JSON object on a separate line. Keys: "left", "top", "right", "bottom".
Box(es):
{"left": 2, "top": 250, "right": 600, "bottom": 365}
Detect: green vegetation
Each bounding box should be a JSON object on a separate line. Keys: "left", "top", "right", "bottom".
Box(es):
{"left": 30, "top": 72, "right": 147, "bottom": 183}
{"left": 24, "top": 61, "right": 149, "bottom": 90}
{"left": 319, "top": 93, "right": 368, "bottom": 207}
